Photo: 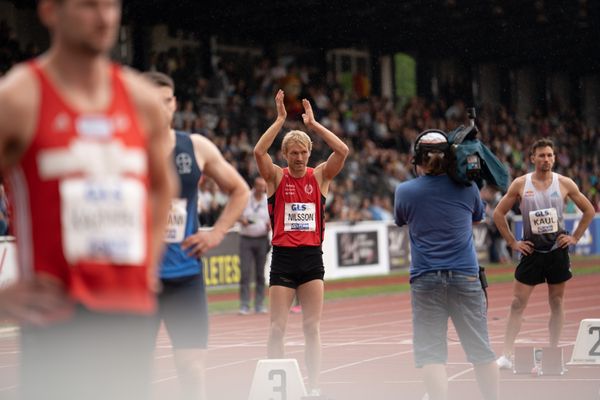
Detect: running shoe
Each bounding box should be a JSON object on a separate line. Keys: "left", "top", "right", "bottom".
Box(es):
{"left": 255, "top": 306, "right": 268, "bottom": 314}
{"left": 238, "top": 306, "right": 251, "bottom": 315}
{"left": 290, "top": 305, "right": 302, "bottom": 314}
{"left": 496, "top": 355, "right": 513, "bottom": 369}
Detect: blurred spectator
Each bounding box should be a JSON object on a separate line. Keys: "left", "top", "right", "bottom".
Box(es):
{"left": 197, "top": 177, "right": 229, "bottom": 227}
{"left": 238, "top": 177, "right": 270, "bottom": 315}
{"left": 481, "top": 185, "right": 510, "bottom": 263}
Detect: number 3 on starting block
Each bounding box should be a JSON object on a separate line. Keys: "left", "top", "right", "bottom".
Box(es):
{"left": 568, "top": 319, "right": 600, "bottom": 365}
{"left": 248, "top": 359, "right": 307, "bottom": 400}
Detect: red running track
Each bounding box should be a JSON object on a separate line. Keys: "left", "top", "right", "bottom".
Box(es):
{"left": 1, "top": 274, "right": 599, "bottom": 400}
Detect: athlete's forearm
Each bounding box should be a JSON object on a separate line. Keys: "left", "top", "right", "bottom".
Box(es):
{"left": 254, "top": 118, "right": 285, "bottom": 156}
{"left": 212, "top": 182, "right": 250, "bottom": 238}
{"left": 309, "top": 120, "right": 349, "bottom": 156}
{"left": 493, "top": 211, "right": 517, "bottom": 246}
{"left": 571, "top": 208, "right": 595, "bottom": 241}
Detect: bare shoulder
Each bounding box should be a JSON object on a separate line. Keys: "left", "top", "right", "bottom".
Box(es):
{"left": 557, "top": 174, "right": 578, "bottom": 191}
{"left": 0, "top": 63, "right": 39, "bottom": 120}
{"left": 190, "top": 133, "right": 221, "bottom": 169}
{"left": 189, "top": 132, "right": 215, "bottom": 148}
{"left": 510, "top": 175, "right": 527, "bottom": 189}
{"left": 0, "top": 64, "right": 40, "bottom": 169}
{"left": 190, "top": 133, "right": 220, "bottom": 155}
{"left": 557, "top": 174, "right": 576, "bottom": 186}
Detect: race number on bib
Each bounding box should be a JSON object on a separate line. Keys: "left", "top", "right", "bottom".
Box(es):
{"left": 60, "top": 178, "right": 146, "bottom": 265}
{"left": 284, "top": 203, "right": 316, "bottom": 232}
{"left": 165, "top": 198, "right": 188, "bottom": 243}
{"left": 529, "top": 207, "right": 559, "bottom": 234}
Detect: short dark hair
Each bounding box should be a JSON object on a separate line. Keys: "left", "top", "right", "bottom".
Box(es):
{"left": 530, "top": 138, "right": 554, "bottom": 156}
{"left": 142, "top": 71, "right": 174, "bottom": 90}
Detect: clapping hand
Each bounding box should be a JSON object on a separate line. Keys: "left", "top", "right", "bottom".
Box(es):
{"left": 275, "top": 89, "right": 287, "bottom": 121}
{"left": 301, "top": 98, "right": 316, "bottom": 129}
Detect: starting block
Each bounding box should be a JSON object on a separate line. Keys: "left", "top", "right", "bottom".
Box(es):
{"left": 540, "top": 347, "right": 566, "bottom": 375}
{"left": 513, "top": 346, "right": 539, "bottom": 374}
{"left": 568, "top": 319, "right": 600, "bottom": 366}
{"left": 513, "top": 346, "right": 566, "bottom": 375}
{"left": 248, "top": 359, "right": 306, "bottom": 400}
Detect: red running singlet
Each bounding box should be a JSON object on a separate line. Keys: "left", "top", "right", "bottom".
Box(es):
{"left": 269, "top": 167, "right": 325, "bottom": 247}
{"left": 5, "top": 61, "right": 155, "bottom": 314}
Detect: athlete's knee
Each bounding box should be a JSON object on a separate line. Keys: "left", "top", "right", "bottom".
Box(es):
{"left": 510, "top": 296, "right": 528, "bottom": 313}
{"left": 548, "top": 294, "right": 564, "bottom": 312}
{"left": 269, "top": 321, "right": 287, "bottom": 341}
{"left": 302, "top": 319, "right": 320, "bottom": 338}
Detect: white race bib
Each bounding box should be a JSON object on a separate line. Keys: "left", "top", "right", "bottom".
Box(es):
{"left": 284, "top": 202, "right": 316, "bottom": 232}
{"left": 165, "top": 198, "right": 188, "bottom": 243}
{"left": 529, "top": 207, "right": 559, "bottom": 234}
{"left": 60, "top": 178, "right": 146, "bottom": 265}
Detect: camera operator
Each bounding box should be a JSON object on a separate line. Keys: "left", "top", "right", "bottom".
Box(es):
{"left": 394, "top": 130, "right": 499, "bottom": 400}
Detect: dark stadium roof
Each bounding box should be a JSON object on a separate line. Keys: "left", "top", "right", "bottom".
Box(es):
{"left": 11, "top": 0, "right": 600, "bottom": 70}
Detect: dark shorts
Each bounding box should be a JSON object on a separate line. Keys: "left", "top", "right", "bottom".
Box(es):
{"left": 156, "top": 273, "right": 209, "bottom": 349}
{"left": 269, "top": 245, "right": 325, "bottom": 289}
{"left": 20, "top": 305, "right": 156, "bottom": 400}
{"left": 410, "top": 270, "right": 496, "bottom": 368}
{"left": 515, "top": 247, "right": 572, "bottom": 285}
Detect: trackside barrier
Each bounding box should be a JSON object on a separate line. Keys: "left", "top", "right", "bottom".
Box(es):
{"left": 248, "top": 359, "right": 306, "bottom": 400}
{"left": 568, "top": 319, "right": 600, "bottom": 365}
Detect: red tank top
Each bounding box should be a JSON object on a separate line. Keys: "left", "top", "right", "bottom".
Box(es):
{"left": 5, "top": 61, "right": 154, "bottom": 314}
{"left": 269, "top": 167, "right": 324, "bottom": 247}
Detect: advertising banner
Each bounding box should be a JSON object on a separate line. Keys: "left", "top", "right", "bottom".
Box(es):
{"left": 336, "top": 230, "right": 379, "bottom": 267}
{"left": 201, "top": 230, "right": 242, "bottom": 287}
{"left": 387, "top": 225, "right": 410, "bottom": 270}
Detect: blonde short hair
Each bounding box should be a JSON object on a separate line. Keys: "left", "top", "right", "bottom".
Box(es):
{"left": 281, "top": 130, "right": 312, "bottom": 154}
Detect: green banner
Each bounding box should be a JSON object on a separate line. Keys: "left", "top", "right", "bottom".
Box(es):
{"left": 394, "top": 53, "right": 416, "bottom": 107}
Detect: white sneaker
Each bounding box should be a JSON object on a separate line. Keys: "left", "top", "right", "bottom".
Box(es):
{"left": 238, "top": 306, "right": 250, "bottom": 315}
{"left": 496, "top": 355, "right": 513, "bottom": 369}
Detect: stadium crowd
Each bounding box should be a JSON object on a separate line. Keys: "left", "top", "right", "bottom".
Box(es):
{"left": 1, "top": 36, "right": 599, "bottom": 237}
{"left": 150, "top": 47, "right": 600, "bottom": 225}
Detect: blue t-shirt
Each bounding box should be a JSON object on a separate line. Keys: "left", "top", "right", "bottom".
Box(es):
{"left": 160, "top": 131, "right": 203, "bottom": 279}
{"left": 394, "top": 175, "right": 484, "bottom": 280}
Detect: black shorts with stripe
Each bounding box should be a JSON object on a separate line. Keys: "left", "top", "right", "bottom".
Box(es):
{"left": 515, "top": 247, "right": 572, "bottom": 286}
{"left": 269, "top": 245, "right": 324, "bottom": 289}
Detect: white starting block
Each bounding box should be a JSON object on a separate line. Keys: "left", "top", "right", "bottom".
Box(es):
{"left": 512, "top": 346, "right": 538, "bottom": 374}
{"left": 540, "top": 347, "right": 566, "bottom": 375}
{"left": 248, "top": 359, "right": 307, "bottom": 400}
{"left": 513, "top": 346, "right": 566, "bottom": 375}
{"left": 568, "top": 319, "right": 600, "bottom": 365}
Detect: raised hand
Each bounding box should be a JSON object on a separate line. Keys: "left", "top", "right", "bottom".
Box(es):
{"left": 275, "top": 89, "right": 287, "bottom": 120}
{"left": 301, "top": 98, "right": 316, "bottom": 128}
